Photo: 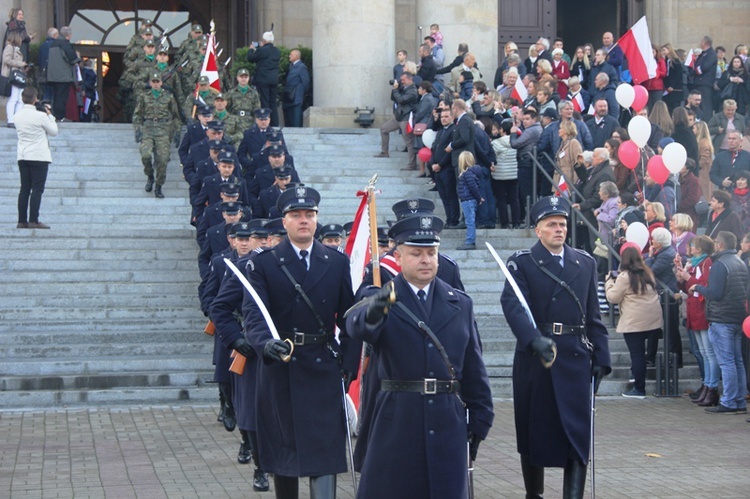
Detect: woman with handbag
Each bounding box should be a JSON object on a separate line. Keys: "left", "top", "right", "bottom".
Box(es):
{"left": 718, "top": 56, "right": 750, "bottom": 115}
{"left": 2, "top": 31, "right": 26, "bottom": 127}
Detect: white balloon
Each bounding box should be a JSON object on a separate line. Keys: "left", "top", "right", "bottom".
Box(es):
{"left": 628, "top": 116, "right": 651, "bottom": 148}
{"left": 662, "top": 142, "right": 688, "bottom": 174}
{"left": 626, "top": 222, "right": 650, "bottom": 251}
{"left": 422, "top": 129, "right": 437, "bottom": 149}
{"left": 615, "top": 83, "right": 635, "bottom": 109}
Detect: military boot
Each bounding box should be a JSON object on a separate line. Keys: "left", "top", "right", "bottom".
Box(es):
{"left": 145, "top": 176, "right": 154, "bottom": 192}
{"left": 154, "top": 185, "right": 164, "bottom": 198}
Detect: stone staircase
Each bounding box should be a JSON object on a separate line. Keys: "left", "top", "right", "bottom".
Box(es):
{"left": 0, "top": 123, "right": 698, "bottom": 408}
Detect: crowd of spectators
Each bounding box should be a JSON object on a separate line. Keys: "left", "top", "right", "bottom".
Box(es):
{"left": 381, "top": 29, "right": 750, "bottom": 409}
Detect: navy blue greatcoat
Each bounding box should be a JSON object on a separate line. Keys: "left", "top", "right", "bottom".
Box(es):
{"left": 347, "top": 274, "right": 494, "bottom": 499}
{"left": 500, "top": 242, "right": 611, "bottom": 467}
{"left": 210, "top": 251, "right": 261, "bottom": 431}
{"left": 203, "top": 249, "right": 237, "bottom": 383}
{"left": 243, "top": 238, "right": 357, "bottom": 477}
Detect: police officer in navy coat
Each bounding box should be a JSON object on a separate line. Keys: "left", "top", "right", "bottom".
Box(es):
{"left": 194, "top": 152, "right": 251, "bottom": 220}
{"left": 247, "top": 130, "right": 295, "bottom": 181}
{"left": 210, "top": 220, "right": 275, "bottom": 491}
{"left": 183, "top": 120, "right": 236, "bottom": 172}
{"left": 346, "top": 214, "right": 494, "bottom": 499}
{"left": 258, "top": 166, "right": 293, "bottom": 218}
{"left": 198, "top": 203, "right": 243, "bottom": 283}
{"left": 242, "top": 186, "right": 357, "bottom": 499}
{"left": 178, "top": 105, "right": 212, "bottom": 165}
{"left": 237, "top": 108, "right": 274, "bottom": 177}
{"left": 248, "top": 144, "right": 301, "bottom": 199}
{"left": 500, "top": 195, "right": 611, "bottom": 499}
{"left": 197, "top": 187, "right": 250, "bottom": 246}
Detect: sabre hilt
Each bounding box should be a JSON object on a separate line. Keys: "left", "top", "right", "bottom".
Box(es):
{"left": 343, "top": 281, "right": 396, "bottom": 320}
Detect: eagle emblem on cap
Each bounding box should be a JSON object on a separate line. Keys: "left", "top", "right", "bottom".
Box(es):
{"left": 260, "top": 220, "right": 268, "bottom": 226}
{"left": 241, "top": 223, "right": 248, "bottom": 230}
{"left": 295, "top": 186, "right": 307, "bottom": 197}
{"left": 550, "top": 196, "right": 560, "bottom": 207}
{"left": 408, "top": 199, "right": 419, "bottom": 210}
{"left": 420, "top": 216, "right": 433, "bottom": 229}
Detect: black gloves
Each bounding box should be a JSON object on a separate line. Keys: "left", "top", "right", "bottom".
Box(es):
{"left": 592, "top": 365, "right": 608, "bottom": 394}
{"left": 263, "top": 339, "right": 292, "bottom": 362}
{"left": 365, "top": 285, "right": 394, "bottom": 325}
{"left": 229, "top": 337, "right": 254, "bottom": 358}
{"left": 468, "top": 432, "right": 482, "bottom": 462}
{"left": 530, "top": 336, "right": 557, "bottom": 365}
{"left": 341, "top": 369, "right": 353, "bottom": 392}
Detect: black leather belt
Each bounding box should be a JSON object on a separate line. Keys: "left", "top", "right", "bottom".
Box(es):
{"left": 539, "top": 323, "right": 586, "bottom": 335}
{"left": 381, "top": 379, "right": 460, "bottom": 394}
{"left": 144, "top": 118, "right": 169, "bottom": 123}
{"left": 279, "top": 331, "right": 331, "bottom": 346}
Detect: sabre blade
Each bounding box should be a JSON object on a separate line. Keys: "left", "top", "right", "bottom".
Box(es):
{"left": 484, "top": 242, "right": 537, "bottom": 329}
{"left": 224, "top": 258, "right": 281, "bottom": 341}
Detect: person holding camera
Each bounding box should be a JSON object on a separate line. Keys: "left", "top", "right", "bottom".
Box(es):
{"left": 246, "top": 32, "right": 280, "bottom": 126}
{"left": 375, "top": 71, "right": 418, "bottom": 169}
{"left": 15, "top": 86, "right": 57, "bottom": 229}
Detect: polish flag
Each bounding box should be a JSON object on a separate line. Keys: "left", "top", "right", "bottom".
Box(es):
{"left": 344, "top": 191, "right": 372, "bottom": 293}
{"left": 406, "top": 112, "right": 414, "bottom": 134}
{"left": 556, "top": 175, "right": 569, "bottom": 197}
{"left": 684, "top": 49, "right": 696, "bottom": 68}
{"left": 511, "top": 77, "right": 528, "bottom": 103}
{"left": 199, "top": 33, "right": 221, "bottom": 92}
{"left": 616, "top": 16, "right": 657, "bottom": 85}
{"left": 568, "top": 92, "right": 584, "bottom": 113}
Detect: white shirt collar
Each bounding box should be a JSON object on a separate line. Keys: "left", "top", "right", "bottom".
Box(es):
{"left": 291, "top": 241, "right": 314, "bottom": 259}
{"left": 407, "top": 281, "right": 432, "bottom": 299}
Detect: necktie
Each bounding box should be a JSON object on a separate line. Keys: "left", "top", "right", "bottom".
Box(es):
{"left": 299, "top": 250, "right": 308, "bottom": 271}
{"left": 557, "top": 255, "right": 564, "bottom": 268}
{"left": 417, "top": 289, "right": 426, "bottom": 306}
{"left": 732, "top": 151, "right": 737, "bottom": 167}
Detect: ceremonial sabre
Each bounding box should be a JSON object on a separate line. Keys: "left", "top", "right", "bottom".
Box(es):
{"left": 224, "top": 258, "right": 293, "bottom": 362}
{"left": 590, "top": 374, "right": 596, "bottom": 499}
{"left": 342, "top": 379, "right": 358, "bottom": 495}
{"left": 485, "top": 242, "right": 557, "bottom": 368}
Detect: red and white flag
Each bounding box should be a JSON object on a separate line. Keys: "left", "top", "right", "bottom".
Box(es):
{"left": 684, "top": 49, "right": 696, "bottom": 68}
{"left": 344, "top": 191, "right": 372, "bottom": 293}
{"left": 568, "top": 92, "right": 584, "bottom": 113}
{"left": 616, "top": 16, "right": 657, "bottom": 85}
{"left": 510, "top": 77, "right": 528, "bottom": 103}
{"left": 198, "top": 33, "right": 221, "bottom": 92}
{"left": 556, "top": 175, "right": 569, "bottom": 197}
{"left": 405, "top": 112, "right": 414, "bottom": 134}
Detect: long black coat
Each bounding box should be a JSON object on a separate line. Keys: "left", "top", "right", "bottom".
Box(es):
{"left": 451, "top": 113, "right": 476, "bottom": 167}
{"left": 501, "top": 242, "right": 611, "bottom": 467}
{"left": 247, "top": 43, "right": 280, "bottom": 86}
{"left": 243, "top": 238, "right": 357, "bottom": 477}
{"left": 347, "top": 274, "right": 494, "bottom": 499}
{"left": 203, "top": 249, "right": 238, "bottom": 384}
{"left": 209, "top": 252, "right": 261, "bottom": 431}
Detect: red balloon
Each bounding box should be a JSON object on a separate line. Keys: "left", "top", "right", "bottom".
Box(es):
{"left": 418, "top": 147, "right": 432, "bottom": 163}
{"left": 743, "top": 316, "right": 750, "bottom": 338}
{"left": 647, "top": 155, "right": 669, "bottom": 184}
{"left": 632, "top": 85, "right": 649, "bottom": 112}
{"left": 619, "top": 140, "right": 641, "bottom": 170}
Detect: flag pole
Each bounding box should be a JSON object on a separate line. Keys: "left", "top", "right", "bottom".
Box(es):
{"left": 366, "top": 174, "right": 381, "bottom": 287}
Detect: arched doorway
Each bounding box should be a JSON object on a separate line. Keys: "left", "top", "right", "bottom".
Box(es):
{"left": 66, "top": 0, "right": 209, "bottom": 122}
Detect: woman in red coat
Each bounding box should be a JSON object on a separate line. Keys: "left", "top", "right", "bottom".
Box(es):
{"left": 551, "top": 48, "right": 570, "bottom": 99}
{"left": 643, "top": 44, "right": 667, "bottom": 111}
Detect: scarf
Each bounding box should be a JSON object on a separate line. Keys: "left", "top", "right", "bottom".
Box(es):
{"left": 238, "top": 85, "right": 249, "bottom": 95}
{"left": 734, "top": 187, "right": 749, "bottom": 196}
{"left": 690, "top": 254, "right": 708, "bottom": 268}
{"left": 151, "top": 89, "right": 162, "bottom": 99}
{"left": 156, "top": 62, "right": 168, "bottom": 71}
{"left": 145, "top": 54, "right": 155, "bottom": 62}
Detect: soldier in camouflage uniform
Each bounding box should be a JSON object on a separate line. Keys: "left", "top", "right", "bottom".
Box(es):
{"left": 133, "top": 72, "right": 182, "bottom": 198}
{"left": 175, "top": 24, "right": 203, "bottom": 65}
{"left": 119, "top": 40, "right": 158, "bottom": 122}
{"left": 124, "top": 27, "right": 156, "bottom": 69}
{"left": 212, "top": 93, "right": 242, "bottom": 146}
{"left": 184, "top": 74, "right": 219, "bottom": 122}
{"left": 226, "top": 68, "right": 261, "bottom": 133}
{"left": 154, "top": 45, "right": 186, "bottom": 125}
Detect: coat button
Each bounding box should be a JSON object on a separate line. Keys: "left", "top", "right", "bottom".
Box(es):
{"left": 429, "top": 372, "right": 434, "bottom": 376}
{"left": 292, "top": 357, "right": 297, "bottom": 362}
{"left": 552, "top": 298, "right": 556, "bottom": 302}
{"left": 428, "top": 343, "right": 433, "bottom": 348}
{"left": 428, "top": 399, "right": 434, "bottom": 405}
{"left": 316, "top": 358, "right": 321, "bottom": 363}
{"left": 429, "top": 430, "right": 435, "bottom": 436}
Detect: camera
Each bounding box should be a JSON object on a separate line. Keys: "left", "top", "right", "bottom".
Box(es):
{"left": 389, "top": 79, "right": 397, "bottom": 86}
{"left": 35, "top": 100, "right": 51, "bottom": 113}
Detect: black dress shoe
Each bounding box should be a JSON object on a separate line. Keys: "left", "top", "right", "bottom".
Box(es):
{"left": 456, "top": 243, "right": 476, "bottom": 250}
{"left": 237, "top": 441, "right": 252, "bottom": 464}
{"left": 452, "top": 223, "right": 467, "bottom": 229}
{"left": 253, "top": 468, "right": 270, "bottom": 491}
{"left": 145, "top": 177, "right": 154, "bottom": 192}
{"left": 16, "top": 222, "right": 28, "bottom": 229}
{"left": 217, "top": 404, "right": 225, "bottom": 423}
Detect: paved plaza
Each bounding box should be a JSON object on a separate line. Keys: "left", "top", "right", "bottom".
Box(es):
{"left": 0, "top": 397, "right": 748, "bottom": 498}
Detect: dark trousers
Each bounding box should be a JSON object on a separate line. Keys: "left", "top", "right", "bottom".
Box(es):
{"left": 476, "top": 168, "right": 496, "bottom": 226}
{"left": 256, "top": 84, "right": 279, "bottom": 126}
{"left": 434, "top": 166, "right": 460, "bottom": 225}
{"left": 283, "top": 104, "right": 303, "bottom": 127}
{"left": 696, "top": 85, "right": 714, "bottom": 122}
{"left": 18, "top": 161, "right": 49, "bottom": 224}
{"left": 624, "top": 330, "right": 656, "bottom": 392}
{"left": 646, "top": 299, "right": 682, "bottom": 366}
{"left": 491, "top": 178, "right": 521, "bottom": 227}
{"left": 518, "top": 166, "right": 534, "bottom": 222}
{"left": 50, "top": 82, "right": 71, "bottom": 121}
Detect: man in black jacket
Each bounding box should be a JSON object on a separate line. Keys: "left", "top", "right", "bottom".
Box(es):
{"left": 417, "top": 44, "right": 436, "bottom": 83}
{"left": 247, "top": 32, "right": 281, "bottom": 126}
{"left": 689, "top": 36, "right": 718, "bottom": 119}
{"left": 46, "top": 26, "right": 80, "bottom": 121}
{"left": 376, "top": 71, "right": 418, "bottom": 170}
{"left": 430, "top": 108, "right": 460, "bottom": 227}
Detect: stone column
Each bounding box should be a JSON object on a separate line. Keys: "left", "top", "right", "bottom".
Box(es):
{"left": 309, "top": 0, "right": 395, "bottom": 127}
{"left": 416, "top": 0, "right": 497, "bottom": 92}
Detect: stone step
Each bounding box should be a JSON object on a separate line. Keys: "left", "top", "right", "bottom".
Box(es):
{"left": 0, "top": 371, "right": 215, "bottom": 392}
{"left": 0, "top": 306, "right": 203, "bottom": 322}
{"left": 0, "top": 355, "right": 209, "bottom": 376}
{"left": 1, "top": 293, "right": 199, "bottom": 309}
{"left": 1, "top": 270, "right": 198, "bottom": 284}
{"left": 0, "top": 318, "right": 206, "bottom": 334}
{"left": 4, "top": 341, "right": 213, "bottom": 359}
{"left": 1, "top": 258, "right": 198, "bottom": 272}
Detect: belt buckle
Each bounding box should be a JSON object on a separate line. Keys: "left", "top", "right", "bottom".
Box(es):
{"left": 552, "top": 322, "right": 564, "bottom": 335}
{"left": 424, "top": 378, "right": 437, "bottom": 395}
{"left": 239, "top": 111, "right": 246, "bottom": 116}
{"left": 294, "top": 332, "right": 305, "bottom": 345}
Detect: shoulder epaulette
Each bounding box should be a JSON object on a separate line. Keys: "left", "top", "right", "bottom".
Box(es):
{"left": 574, "top": 248, "right": 594, "bottom": 260}
{"left": 253, "top": 247, "right": 266, "bottom": 254}
{"left": 440, "top": 253, "right": 458, "bottom": 266}
{"left": 511, "top": 249, "right": 532, "bottom": 257}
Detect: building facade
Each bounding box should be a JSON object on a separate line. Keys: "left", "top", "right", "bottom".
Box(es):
{"left": 3, "top": 0, "right": 750, "bottom": 125}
